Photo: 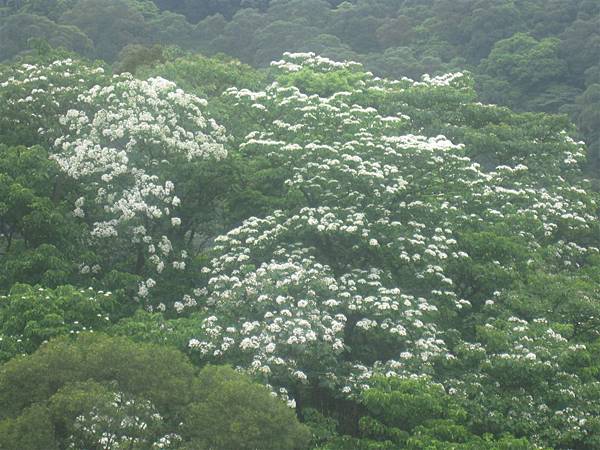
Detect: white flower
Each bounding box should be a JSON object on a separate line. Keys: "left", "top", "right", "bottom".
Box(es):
{"left": 293, "top": 370, "right": 308, "bottom": 382}
{"left": 173, "top": 261, "right": 186, "bottom": 270}
{"left": 188, "top": 339, "right": 201, "bottom": 348}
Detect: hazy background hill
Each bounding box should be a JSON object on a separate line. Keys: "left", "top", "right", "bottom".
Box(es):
{"left": 1, "top": 0, "right": 598, "bottom": 172}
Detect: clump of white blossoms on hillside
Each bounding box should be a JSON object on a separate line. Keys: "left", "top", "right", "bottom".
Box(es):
{"left": 51, "top": 74, "right": 227, "bottom": 298}
{"left": 1, "top": 60, "right": 229, "bottom": 300}
{"left": 185, "top": 52, "right": 598, "bottom": 422}
{"left": 0, "top": 59, "right": 107, "bottom": 146}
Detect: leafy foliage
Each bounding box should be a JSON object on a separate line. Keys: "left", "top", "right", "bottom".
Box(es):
{"left": 0, "top": 145, "right": 83, "bottom": 290}
{"left": 0, "top": 334, "right": 310, "bottom": 449}
{"left": 320, "top": 376, "right": 537, "bottom": 449}
{"left": 0, "top": 28, "right": 599, "bottom": 449}
{"left": 0, "top": 284, "right": 117, "bottom": 362}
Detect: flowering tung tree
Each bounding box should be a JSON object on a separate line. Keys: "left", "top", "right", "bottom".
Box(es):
{"left": 181, "top": 53, "right": 600, "bottom": 447}
{"left": 51, "top": 74, "right": 227, "bottom": 301}
{"left": 1, "top": 52, "right": 599, "bottom": 448}
{"left": 1, "top": 59, "right": 229, "bottom": 303}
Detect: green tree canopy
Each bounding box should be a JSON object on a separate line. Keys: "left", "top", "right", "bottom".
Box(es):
{"left": 0, "top": 334, "right": 311, "bottom": 449}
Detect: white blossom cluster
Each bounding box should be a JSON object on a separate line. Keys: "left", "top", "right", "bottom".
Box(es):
{"left": 1, "top": 60, "right": 229, "bottom": 301}
{"left": 271, "top": 52, "right": 363, "bottom": 73}
{"left": 184, "top": 53, "right": 599, "bottom": 413}
{"left": 0, "top": 59, "right": 107, "bottom": 143}
{"left": 272, "top": 52, "right": 466, "bottom": 89}
{"left": 66, "top": 392, "right": 180, "bottom": 450}
{"left": 52, "top": 75, "right": 227, "bottom": 243}
{"left": 190, "top": 247, "right": 444, "bottom": 393}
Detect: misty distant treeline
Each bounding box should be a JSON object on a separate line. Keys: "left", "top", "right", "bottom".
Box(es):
{"left": 1, "top": 0, "right": 598, "bottom": 170}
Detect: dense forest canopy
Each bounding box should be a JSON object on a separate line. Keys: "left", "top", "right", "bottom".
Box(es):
{"left": 1, "top": 0, "right": 598, "bottom": 171}
{"left": 0, "top": 1, "right": 599, "bottom": 449}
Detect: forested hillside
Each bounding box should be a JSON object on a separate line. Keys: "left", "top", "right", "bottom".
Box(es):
{"left": 1, "top": 2, "right": 599, "bottom": 450}
{"left": 0, "top": 0, "right": 599, "bottom": 170}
